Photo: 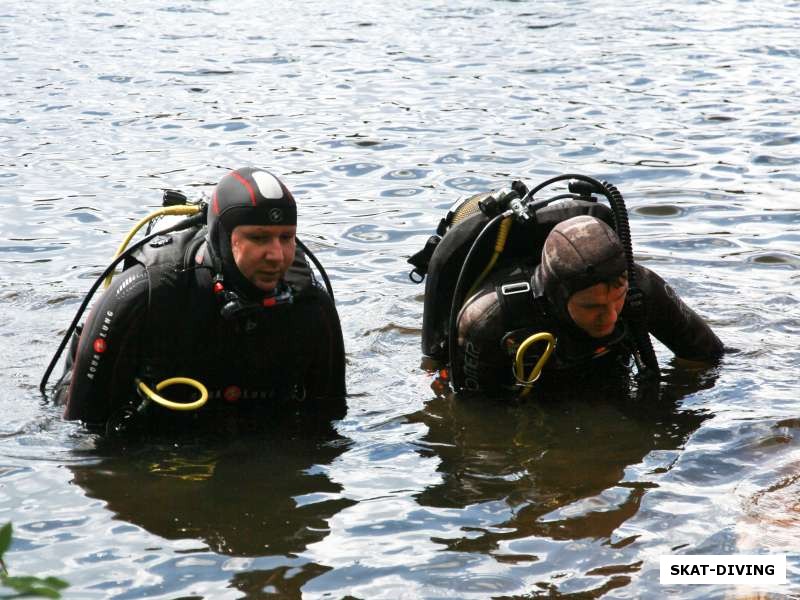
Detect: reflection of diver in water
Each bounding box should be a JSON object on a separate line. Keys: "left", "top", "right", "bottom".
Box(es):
{"left": 409, "top": 364, "right": 718, "bottom": 553}
{"left": 69, "top": 425, "right": 353, "bottom": 559}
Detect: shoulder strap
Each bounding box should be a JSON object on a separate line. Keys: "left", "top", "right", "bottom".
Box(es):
{"left": 493, "top": 264, "right": 548, "bottom": 332}
{"left": 132, "top": 228, "right": 208, "bottom": 382}
{"left": 284, "top": 247, "right": 317, "bottom": 297}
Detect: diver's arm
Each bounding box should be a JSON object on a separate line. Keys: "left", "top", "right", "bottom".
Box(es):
{"left": 302, "top": 287, "right": 347, "bottom": 417}
{"left": 637, "top": 265, "right": 724, "bottom": 362}
{"left": 62, "top": 265, "right": 149, "bottom": 425}
{"left": 455, "top": 290, "right": 511, "bottom": 393}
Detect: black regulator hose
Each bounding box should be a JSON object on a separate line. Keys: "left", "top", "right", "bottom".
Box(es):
{"left": 448, "top": 212, "right": 508, "bottom": 391}
{"left": 523, "top": 173, "right": 604, "bottom": 202}
{"left": 598, "top": 180, "right": 660, "bottom": 380}
{"left": 39, "top": 212, "right": 206, "bottom": 399}
{"left": 295, "top": 238, "right": 336, "bottom": 302}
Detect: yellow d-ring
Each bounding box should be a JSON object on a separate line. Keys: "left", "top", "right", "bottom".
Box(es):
{"left": 514, "top": 332, "right": 556, "bottom": 397}
{"left": 136, "top": 377, "right": 209, "bottom": 411}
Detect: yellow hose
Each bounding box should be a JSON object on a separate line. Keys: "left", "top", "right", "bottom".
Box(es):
{"left": 465, "top": 216, "right": 512, "bottom": 300}
{"left": 136, "top": 377, "right": 209, "bottom": 411}
{"left": 514, "top": 332, "right": 556, "bottom": 397}
{"left": 103, "top": 205, "right": 201, "bottom": 288}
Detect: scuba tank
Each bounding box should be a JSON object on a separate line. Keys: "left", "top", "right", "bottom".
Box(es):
{"left": 407, "top": 174, "right": 660, "bottom": 391}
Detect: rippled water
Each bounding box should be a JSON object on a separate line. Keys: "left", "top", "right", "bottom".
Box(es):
{"left": 2, "top": 1, "right": 799, "bottom": 598}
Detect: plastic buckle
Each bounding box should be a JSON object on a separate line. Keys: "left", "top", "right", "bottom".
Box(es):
{"left": 500, "top": 281, "right": 530, "bottom": 296}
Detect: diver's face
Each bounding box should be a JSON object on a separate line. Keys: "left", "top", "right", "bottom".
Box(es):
{"left": 230, "top": 224, "right": 296, "bottom": 292}
{"left": 567, "top": 278, "right": 628, "bottom": 338}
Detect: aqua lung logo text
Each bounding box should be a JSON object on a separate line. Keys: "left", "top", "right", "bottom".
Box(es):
{"left": 463, "top": 341, "right": 481, "bottom": 391}
{"left": 86, "top": 310, "right": 114, "bottom": 381}
{"left": 209, "top": 385, "right": 306, "bottom": 402}
{"left": 212, "top": 388, "right": 273, "bottom": 401}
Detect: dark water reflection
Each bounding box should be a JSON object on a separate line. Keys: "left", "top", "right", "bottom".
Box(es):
{"left": 70, "top": 429, "right": 351, "bottom": 558}
{"left": 409, "top": 371, "right": 712, "bottom": 582}
{"left": 415, "top": 376, "right": 711, "bottom": 516}
{"left": 67, "top": 427, "right": 352, "bottom": 597}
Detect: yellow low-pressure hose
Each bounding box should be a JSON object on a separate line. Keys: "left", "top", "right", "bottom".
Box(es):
{"left": 136, "top": 377, "right": 209, "bottom": 411}
{"left": 465, "top": 215, "right": 512, "bottom": 300}
{"left": 514, "top": 332, "right": 556, "bottom": 397}
{"left": 103, "top": 205, "right": 201, "bottom": 288}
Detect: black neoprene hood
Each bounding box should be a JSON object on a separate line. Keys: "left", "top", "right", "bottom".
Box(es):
{"left": 209, "top": 167, "right": 296, "bottom": 233}
{"left": 206, "top": 167, "right": 298, "bottom": 297}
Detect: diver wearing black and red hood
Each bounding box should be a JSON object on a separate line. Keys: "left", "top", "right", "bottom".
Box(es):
{"left": 206, "top": 167, "right": 299, "bottom": 304}
{"left": 56, "top": 168, "right": 346, "bottom": 433}
{"left": 455, "top": 215, "right": 723, "bottom": 392}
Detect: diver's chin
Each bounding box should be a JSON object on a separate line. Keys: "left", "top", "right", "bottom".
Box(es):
{"left": 251, "top": 275, "right": 281, "bottom": 293}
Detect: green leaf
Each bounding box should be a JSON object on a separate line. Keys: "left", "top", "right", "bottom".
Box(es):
{"left": 3, "top": 574, "right": 43, "bottom": 589}
{"left": 0, "top": 524, "right": 68, "bottom": 598}
{"left": 23, "top": 587, "right": 62, "bottom": 599}
{"left": 0, "top": 524, "right": 11, "bottom": 557}
{"left": 1, "top": 574, "right": 66, "bottom": 598}
{"left": 41, "top": 577, "right": 68, "bottom": 590}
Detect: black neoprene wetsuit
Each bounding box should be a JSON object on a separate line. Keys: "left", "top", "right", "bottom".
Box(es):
{"left": 56, "top": 227, "right": 346, "bottom": 430}
{"left": 455, "top": 263, "right": 724, "bottom": 393}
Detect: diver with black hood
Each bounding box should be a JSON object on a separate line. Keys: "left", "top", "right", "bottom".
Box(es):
{"left": 455, "top": 214, "right": 724, "bottom": 392}
{"left": 53, "top": 167, "right": 346, "bottom": 434}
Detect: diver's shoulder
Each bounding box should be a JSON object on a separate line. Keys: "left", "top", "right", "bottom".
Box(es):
{"left": 458, "top": 287, "right": 504, "bottom": 336}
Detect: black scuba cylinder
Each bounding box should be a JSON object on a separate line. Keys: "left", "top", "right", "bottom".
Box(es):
{"left": 418, "top": 186, "right": 554, "bottom": 360}
{"left": 415, "top": 182, "right": 615, "bottom": 361}
{"left": 421, "top": 209, "right": 494, "bottom": 359}
{"left": 446, "top": 212, "right": 508, "bottom": 389}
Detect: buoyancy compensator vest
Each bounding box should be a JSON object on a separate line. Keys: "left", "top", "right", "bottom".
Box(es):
{"left": 407, "top": 174, "right": 660, "bottom": 391}
{"left": 123, "top": 224, "right": 318, "bottom": 391}
{"left": 40, "top": 189, "right": 336, "bottom": 406}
